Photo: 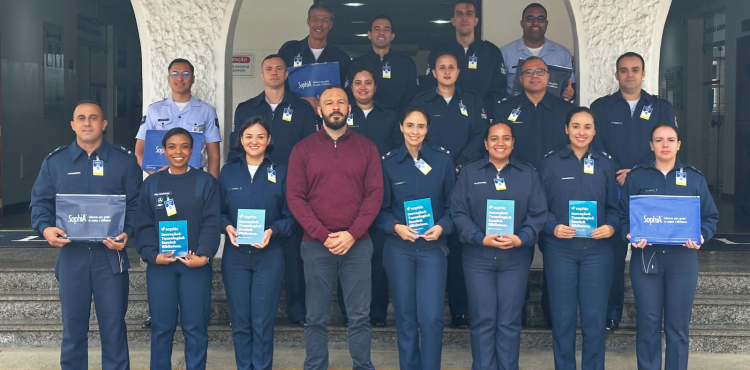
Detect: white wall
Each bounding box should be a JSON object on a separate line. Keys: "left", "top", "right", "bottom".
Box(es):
{"left": 483, "top": 0, "right": 575, "bottom": 55}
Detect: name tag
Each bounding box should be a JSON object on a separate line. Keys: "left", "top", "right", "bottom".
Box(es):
{"left": 468, "top": 55, "right": 478, "bottom": 69}
{"left": 494, "top": 177, "right": 507, "bottom": 191}
{"left": 640, "top": 105, "right": 653, "bottom": 120}
{"left": 382, "top": 65, "right": 391, "bottom": 79}
{"left": 347, "top": 113, "right": 354, "bottom": 126}
{"left": 191, "top": 124, "right": 203, "bottom": 133}
{"left": 584, "top": 158, "right": 594, "bottom": 174}
{"left": 676, "top": 170, "right": 687, "bottom": 186}
{"left": 459, "top": 101, "right": 468, "bottom": 117}
{"left": 93, "top": 159, "right": 104, "bottom": 176}
{"left": 293, "top": 55, "right": 303, "bottom": 67}
{"left": 473, "top": 181, "right": 487, "bottom": 185}
{"left": 267, "top": 167, "right": 277, "bottom": 183}
{"left": 67, "top": 172, "right": 81, "bottom": 176}
{"left": 165, "top": 197, "right": 177, "bottom": 217}
{"left": 415, "top": 158, "right": 432, "bottom": 175}
{"left": 282, "top": 107, "right": 293, "bottom": 122}
{"left": 508, "top": 107, "right": 521, "bottom": 122}
{"left": 153, "top": 192, "right": 173, "bottom": 209}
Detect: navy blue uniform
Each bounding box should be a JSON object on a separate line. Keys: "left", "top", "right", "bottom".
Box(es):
{"left": 229, "top": 91, "right": 319, "bottom": 163}
{"left": 450, "top": 157, "right": 548, "bottom": 370}
{"left": 423, "top": 38, "right": 508, "bottom": 116}
{"left": 619, "top": 160, "right": 718, "bottom": 370}
{"left": 135, "top": 169, "right": 221, "bottom": 370}
{"left": 30, "top": 140, "right": 141, "bottom": 370}
{"left": 278, "top": 36, "right": 351, "bottom": 88}
{"left": 219, "top": 156, "right": 296, "bottom": 370}
{"left": 591, "top": 90, "right": 676, "bottom": 325}
{"left": 376, "top": 144, "right": 455, "bottom": 370}
{"left": 349, "top": 50, "right": 418, "bottom": 113}
{"left": 346, "top": 102, "right": 401, "bottom": 157}
{"left": 539, "top": 146, "right": 619, "bottom": 370}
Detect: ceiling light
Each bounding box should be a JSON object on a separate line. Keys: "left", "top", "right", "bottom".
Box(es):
{"left": 431, "top": 20, "right": 451, "bottom": 24}
{"left": 344, "top": 2, "right": 365, "bottom": 6}
{"left": 355, "top": 33, "right": 368, "bottom": 37}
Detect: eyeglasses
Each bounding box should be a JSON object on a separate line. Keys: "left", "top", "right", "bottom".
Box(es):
{"left": 521, "top": 68, "right": 548, "bottom": 77}
{"left": 170, "top": 71, "right": 192, "bottom": 79}
{"left": 309, "top": 17, "right": 331, "bottom": 25}
{"left": 524, "top": 15, "right": 547, "bottom": 23}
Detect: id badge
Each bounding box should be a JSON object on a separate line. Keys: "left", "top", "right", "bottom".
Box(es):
{"left": 293, "top": 55, "right": 303, "bottom": 67}
{"left": 92, "top": 159, "right": 104, "bottom": 176}
{"left": 347, "top": 113, "right": 354, "bottom": 126}
{"left": 164, "top": 198, "right": 177, "bottom": 217}
{"left": 494, "top": 177, "right": 507, "bottom": 191}
{"left": 508, "top": 108, "right": 521, "bottom": 122}
{"left": 415, "top": 159, "right": 432, "bottom": 175}
{"left": 676, "top": 170, "right": 687, "bottom": 186}
{"left": 282, "top": 107, "right": 293, "bottom": 122}
{"left": 459, "top": 101, "right": 469, "bottom": 116}
{"left": 640, "top": 105, "right": 653, "bottom": 120}
{"left": 191, "top": 124, "right": 202, "bottom": 133}
{"left": 584, "top": 158, "right": 594, "bottom": 174}
{"left": 267, "top": 167, "right": 277, "bottom": 183}
{"left": 382, "top": 65, "right": 392, "bottom": 79}
{"left": 468, "top": 55, "right": 478, "bottom": 69}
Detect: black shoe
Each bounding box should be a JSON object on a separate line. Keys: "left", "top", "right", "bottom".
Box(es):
{"left": 606, "top": 319, "right": 619, "bottom": 332}
{"left": 293, "top": 319, "right": 306, "bottom": 327}
{"left": 142, "top": 317, "right": 151, "bottom": 329}
{"left": 451, "top": 314, "right": 469, "bottom": 329}
{"left": 371, "top": 319, "right": 386, "bottom": 327}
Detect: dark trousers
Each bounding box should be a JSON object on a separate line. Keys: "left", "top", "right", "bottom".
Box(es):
{"left": 544, "top": 243, "right": 613, "bottom": 370}
{"left": 57, "top": 244, "right": 129, "bottom": 370}
{"left": 338, "top": 228, "right": 389, "bottom": 322}
{"left": 301, "top": 240, "right": 375, "bottom": 370}
{"left": 463, "top": 250, "right": 531, "bottom": 370}
{"left": 447, "top": 234, "right": 468, "bottom": 316}
{"left": 630, "top": 248, "right": 698, "bottom": 370}
{"left": 382, "top": 242, "right": 448, "bottom": 370}
{"left": 284, "top": 231, "right": 306, "bottom": 322}
{"left": 147, "top": 262, "right": 213, "bottom": 370}
{"left": 526, "top": 241, "right": 552, "bottom": 326}
{"left": 222, "top": 246, "right": 284, "bottom": 370}
{"left": 607, "top": 237, "right": 629, "bottom": 321}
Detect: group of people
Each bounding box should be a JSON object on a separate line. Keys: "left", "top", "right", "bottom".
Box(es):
{"left": 28, "top": 1, "right": 720, "bottom": 370}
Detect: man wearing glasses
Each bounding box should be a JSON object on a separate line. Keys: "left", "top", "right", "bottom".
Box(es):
{"left": 500, "top": 3, "right": 575, "bottom": 100}
{"left": 135, "top": 58, "right": 222, "bottom": 178}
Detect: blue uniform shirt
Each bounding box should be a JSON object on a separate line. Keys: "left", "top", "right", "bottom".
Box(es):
{"left": 450, "top": 157, "right": 548, "bottom": 259}
{"left": 410, "top": 87, "right": 487, "bottom": 166}
{"left": 30, "top": 140, "right": 142, "bottom": 273}
{"left": 422, "top": 38, "right": 507, "bottom": 115}
{"left": 137, "top": 96, "right": 222, "bottom": 168}
{"left": 539, "top": 146, "right": 619, "bottom": 249}
{"left": 376, "top": 144, "right": 456, "bottom": 251}
{"left": 347, "top": 102, "right": 402, "bottom": 156}
{"left": 493, "top": 92, "right": 575, "bottom": 170}
{"left": 349, "top": 49, "right": 418, "bottom": 113}
{"left": 278, "top": 36, "right": 351, "bottom": 88}
{"left": 229, "top": 91, "right": 318, "bottom": 164}
{"left": 219, "top": 156, "right": 296, "bottom": 253}
{"left": 591, "top": 90, "right": 676, "bottom": 171}
{"left": 499, "top": 37, "right": 575, "bottom": 95}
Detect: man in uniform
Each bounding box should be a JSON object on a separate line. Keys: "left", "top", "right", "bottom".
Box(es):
{"left": 135, "top": 58, "right": 222, "bottom": 178}
{"left": 591, "top": 51, "right": 676, "bottom": 332}
{"left": 30, "top": 100, "right": 142, "bottom": 370}
{"left": 349, "top": 14, "right": 417, "bottom": 113}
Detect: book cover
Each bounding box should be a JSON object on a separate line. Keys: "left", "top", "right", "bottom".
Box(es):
{"left": 287, "top": 62, "right": 341, "bottom": 98}
{"left": 403, "top": 198, "right": 434, "bottom": 235}
{"left": 486, "top": 200, "right": 515, "bottom": 236}
{"left": 569, "top": 200, "right": 598, "bottom": 238}
{"left": 629, "top": 195, "right": 701, "bottom": 245}
{"left": 159, "top": 220, "right": 188, "bottom": 257}
{"left": 142, "top": 130, "right": 203, "bottom": 171}
{"left": 55, "top": 194, "right": 126, "bottom": 241}
{"left": 236, "top": 209, "right": 266, "bottom": 245}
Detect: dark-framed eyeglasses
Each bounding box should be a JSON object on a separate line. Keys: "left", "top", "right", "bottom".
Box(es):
{"left": 524, "top": 15, "right": 547, "bottom": 23}
{"left": 521, "top": 68, "right": 548, "bottom": 77}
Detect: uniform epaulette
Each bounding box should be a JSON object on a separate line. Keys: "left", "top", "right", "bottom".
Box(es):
{"left": 517, "top": 160, "right": 537, "bottom": 172}
{"left": 687, "top": 165, "right": 703, "bottom": 176}
{"left": 113, "top": 145, "right": 135, "bottom": 157}
{"left": 498, "top": 97, "right": 509, "bottom": 104}
{"left": 433, "top": 146, "right": 451, "bottom": 157}
{"left": 46, "top": 145, "right": 67, "bottom": 158}
{"left": 600, "top": 151, "right": 613, "bottom": 160}
{"left": 148, "top": 98, "right": 167, "bottom": 107}
{"left": 630, "top": 164, "right": 644, "bottom": 172}
{"left": 381, "top": 150, "right": 398, "bottom": 161}
{"left": 543, "top": 150, "right": 556, "bottom": 159}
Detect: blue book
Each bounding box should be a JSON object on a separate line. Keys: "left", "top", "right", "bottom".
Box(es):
{"left": 236, "top": 209, "right": 266, "bottom": 245}
{"left": 403, "top": 198, "right": 434, "bottom": 235}
{"left": 142, "top": 130, "right": 203, "bottom": 171}
{"left": 287, "top": 63, "right": 341, "bottom": 98}
{"left": 569, "top": 200, "right": 598, "bottom": 238}
{"left": 159, "top": 220, "right": 188, "bottom": 257}
{"left": 629, "top": 195, "right": 701, "bottom": 245}
{"left": 486, "top": 200, "right": 515, "bottom": 236}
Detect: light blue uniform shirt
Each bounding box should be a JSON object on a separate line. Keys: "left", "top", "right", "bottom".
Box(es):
{"left": 499, "top": 37, "right": 575, "bottom": 95}
{"left": 136, "top": 96, "right": 222, "bottom": 167}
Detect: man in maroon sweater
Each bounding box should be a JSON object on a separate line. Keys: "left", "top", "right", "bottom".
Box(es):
{"left": 287, "top": 86, "right": 383, "bottom": 370}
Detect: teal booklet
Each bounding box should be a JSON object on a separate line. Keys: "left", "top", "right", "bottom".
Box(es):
{"left": 236, "top": 209, "right": 266, "bottom": 245}
{"left": 486, "top": 200, "right": 515, "bottom": 236}
{"left": 569, "top": 200, "right": 597, "bottom": 237}
{"left": 159, "top": 220, "right": 188, "bottom": 257}
{"left": 404, "top": 198, "right": 434, "bottom": 235}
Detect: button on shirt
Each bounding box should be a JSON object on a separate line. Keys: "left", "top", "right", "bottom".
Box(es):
{"left": 278, "top": 36, "right": 352, "bottom": 88}
{"left": 376, "top": 144, "right": 456, "bottom": 251}
{"left": 349, "top": 50, "right": 418, "bottom": 113}
{"left": 493, "top": 92, "right": 575, "bottom": 170}
{"left": 230, "top": 91, "right": 318, "bottom": 164}
{"left": 347, "top": 102, "right": 402, "bottom": 156}
{"left": 500, "top": 37, "right": 575, "bottom": 95}
{"left": 450, "top": 157, "right": 548, "bottom": 259}
{"left": 591, "top": 90, "right": 676, "bottom": 171}
{"left": 410, "top": 87, "right": 487, "bottom": 166}
{"left": 136, "top": 96, "right": 222, "bottom": 168}
{"left": 539, "top": 146, "right": 619, "bottom": 249}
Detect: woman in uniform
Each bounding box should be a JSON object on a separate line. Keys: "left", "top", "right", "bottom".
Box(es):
{"left": 450, "top": 120, "right": 548, "bottom": 370}
{"left": 376, "top": 106, "right": 455, "bottom": 370}
{"left": 219, "top": 117, "right": 296, "bottom": 370}
{"left": 620, "top": 122, "right": 718, "bottom": 370}
{"left": 539, "top": 107, "right": 618, "bottom": 370}
{"left": 135, "top": 127, "right": 221, "bottom": 370}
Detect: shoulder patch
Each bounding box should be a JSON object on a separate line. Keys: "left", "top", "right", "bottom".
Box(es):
{"left": 141, "top": 115, "right": 147, "bottom": 125}
{"left": 543, "top": 150, "right": 556, "bottom": 159}
{"left": 214, "top": 118, "right": 220, "bottom": 128}
{"left": 46, "top": 145, "right": 67, "bottom": 158}
{"left": 114, "top": 145, "right": 135, "bottom": 156}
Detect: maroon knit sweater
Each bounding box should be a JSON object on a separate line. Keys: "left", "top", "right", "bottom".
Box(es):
{"left": 286, "top": 129, "right": 384, "bottom": 243}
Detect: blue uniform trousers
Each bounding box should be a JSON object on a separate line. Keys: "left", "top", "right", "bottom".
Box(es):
{"left": 338, "top": 227, "right": 389, "bottom": 322}
{"left": 222, "top": 246, "right": 284, "bottom": 370}
{"left": 147, "top": 262, "right": 213, "bottom": 370}
{"left": 630, "top": 248, "right": 698, "bottom": 370}
{"left": 382, "top": 242, "right": 448, "bottom": 370}
{"left": 283, "top": 231, "right": 306, "bottom": 322}
{"left": 463, "top": 250, "right": 531, "bottom": 370}
{"left": 544, "top": 243, "right": 612, "bottom": 370}
{"left": 607, "top": 238, "right": 629, "bottom": 321}
{"left": 57, "top": 244, "right": 129, "bottom": 370}
{"left": 447, "top": 234, "right": 469, "bottom": 316}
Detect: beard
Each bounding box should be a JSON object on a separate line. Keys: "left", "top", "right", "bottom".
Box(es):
{"left": 323, "top": 112, "right": 347, "bottom": 130}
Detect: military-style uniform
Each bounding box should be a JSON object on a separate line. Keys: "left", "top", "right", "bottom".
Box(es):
{"left": 349, "top": 50, "right": 418, "bottom": 113}
{"left": 278, "top": 36, "right": 351, "bottom": 88}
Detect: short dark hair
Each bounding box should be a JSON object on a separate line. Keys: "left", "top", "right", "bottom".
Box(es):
{"left": 369, "top": 14, "right": 394, "bottom": 33}
{"left": 309, "top": 2, "right": 334, "bottom": 21}
{"left": 616, "top": 52, "right": 646, "bottom": 71}
{"left": 168, "top": 58, "right": 195, "bottom": 73}
{"left": 350, "top": 66, "right": 377, "bottom": 86}
{"left": 232, "top": 116, "right": 274, "bottom": 155}
{"left": 433, "top": 51, "right": 459, "bottom": 70}
{"left": 400, "top": 106, "right": 431, "bottom": 127}
{"left": 565, "top": 106, "right": 596, "bottom": 128}
{"left": 522, "top": 3, "right": 547, "bottom": 18}
{"left": 162, "top": 127, "right": 193, "bottom": 148}
{"left": 486, "top": 119, "right": 515, "bottom": 140}
{"left": 518, "top": 56, "right": 548, "bottom": 73}
{"left": 262, "top": 54, "right": 284, "bottom": 65}
{"left": 454, "top": 1, "right": 477, "bottom": 13}
{"left": 650, "top": 122, "right": 680, "bottom": 141}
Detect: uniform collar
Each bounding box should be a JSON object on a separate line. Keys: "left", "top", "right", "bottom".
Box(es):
{"left": 514, "top": 37, "right": 554, "bottom": 57}
{"left": 300, "top": 36, "right": 330, "bottom": 55}
{"left": 610, "top": 89, "right": 654, "bottom": 107}
{"left": 165, "top": 96, "right": 199, "bottom": 113}
{"left": 68, "top": 139, "right": 111, "bottom": 161}
{"left": 559, "top": 144, "right": 599, "bottom": 159}
{"left": 252, "top": 91, "right": 291, "bottom": 108}
{"left": 395, "top": 144, "right": 433, "bottom": 163}
{"left": 231, "top": 152, "right": 274, "bottom": 167}
{"left": 478, "top": 156, "right": 523, "bottom": 171}
{"left": 424, "top": 86, "right": 465, "bottom": 102}
{"left": 450, "top": 37, "right": 484, "bottom": 53}
{"left": 517, "top": 91, "right": 553, "bottom": 110}
{"left": 641, "top": 157, "right": 687, "bottom": 172}
{"left": 353, "top": 101, "right": 382, "bottom": 113}
{"left": 367, "top": 48, "right": 393, "bottom": 61}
